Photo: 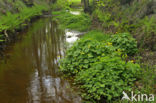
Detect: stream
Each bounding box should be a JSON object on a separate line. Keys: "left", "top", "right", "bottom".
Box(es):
{"left": 0, "top": 18, "right": 82, "bottom": 103}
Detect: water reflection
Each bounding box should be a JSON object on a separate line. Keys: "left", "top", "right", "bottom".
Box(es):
{"left": 70, "top": 11, "right": 81, "bottom": 15}
{"left": 0, "top": 18, "right": 81, "bottom": 103}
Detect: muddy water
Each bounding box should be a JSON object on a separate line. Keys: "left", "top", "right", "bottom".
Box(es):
{"left": 0, "top": 18, "right": 81, "bottom": 103}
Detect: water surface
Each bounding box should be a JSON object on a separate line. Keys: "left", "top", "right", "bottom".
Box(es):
{"left": 0, "top": 18, "right": 81, "bottom": 103}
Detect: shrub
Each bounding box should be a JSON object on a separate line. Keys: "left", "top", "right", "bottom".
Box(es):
{"left": 110, "top": 33, "right": 138, "bottom": 55}
{"left": 75, "top": 56, "right": 141, "bottom": 101}
{"left": 59, "top": 39, "right": 121, "bottom": 76}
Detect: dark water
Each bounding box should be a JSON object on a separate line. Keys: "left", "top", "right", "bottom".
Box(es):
{"left": 0, "top": 18, "right": 81, "bottom": 103}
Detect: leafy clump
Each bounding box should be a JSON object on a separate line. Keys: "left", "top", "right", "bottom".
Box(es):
{"left": 59, "top": 35, "right": 141, "bottom": 102}
{"left": 60, "top": 39, "right": 121, "bottom": 75}
{"left": 75, "top": 56, "right": 141, "bottom": 101}
{"left": 110, "top": 33, "right": 138, "bottom": 55}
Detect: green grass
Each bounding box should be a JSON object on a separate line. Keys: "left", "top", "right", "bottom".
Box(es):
{"left": 52, "top": 10, "right": 91, "bottom": 31}
{"left": 82, "top": 30, "right": 111, "bottom": 42}
{"left": 0, "top": 4, "right": 48, "bottom": 32}
{"left": 0, "top": 3, "right": 49, "bottom": 42}
{"left": 51, "top": 0, "right": 90, "bottom": 31}
{"left": 69, "top": 0, "right": 81, "bottom": 7}
{"left": 70, "top": 0, "right": 81, "bottom": 3}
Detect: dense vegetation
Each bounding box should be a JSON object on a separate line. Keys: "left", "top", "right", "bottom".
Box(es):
{"left": 0, "top": 0, "right": 155, "bottom": 102}
{"left": 52, "top": 10, "right": 91, "bottom": 31}
{"left": 0, "top": 0, "right": 51, "bottom": 42}
{"left": 91, "top": 0, "right": 156, "bottom": 51}
{"left": 52, "top": 0, "right": 156, "bottom": 102}
{"left": 60, "top": 31, "right": 143, "bottom": 102}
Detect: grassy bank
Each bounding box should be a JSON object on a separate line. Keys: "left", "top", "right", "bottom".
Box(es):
{"left": 51, "top": 0, "right": 91, "bottom": 31}
{"left": 52, "top": 10, "right": 91, "bottom": 31}
{"left": 0, "top": 0, "right": 50, "bottom": 42}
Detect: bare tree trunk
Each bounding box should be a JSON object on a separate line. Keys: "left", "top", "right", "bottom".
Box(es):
{"left": 83, "top": 0, "right": 90, "bottom": 12}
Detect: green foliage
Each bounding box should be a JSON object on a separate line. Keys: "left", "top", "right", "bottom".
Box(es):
{"left": 76, "top": 56, "right": 141, "bottom": 101}
{"left": 82, "top": 31, "right": 138, "bottom": 55}
{"left": 60, "top": 31, "right": 141, "bottom": 102}
{"left": 60, "top": 39, "right": 121, "bottom": 75}
{"left": 52, "top": 11, "right": 91, "bottom": 31}
{"left": 138, "top": 65, "right": 156, "bottom": 94}
{"left": 110, "top": 33, "right": 138, "bottom": 55}
{"left": 140, "top": 16, "right": 156, "bottom": 37}
{"left": 0, "top": 0, "right": 49, "bottom": 43}
{"left": 93, "top": 9, "right": 112, "bottom": 23}
{"left": 82, "top": 30, "right": 111, "bottom": 42}
{"left": 119, "top": 0, "right": 133, "bottom": 5}
{"left": 14, "top": 0, "right": 27, "bottom": 11}
{"left": 92, "top": 0, "right": 156, "bottom": 50}
{"left": 137, "top": 16, "right": 156, "bottom": 49}
{"left": 92, "top": 0, "right": 120, "bottom": 29}
{"left": 52, "top": 0, "right": 81, "bottom": 10}
{"left": 0, "top": 34, "right": 4, "bottom": 42}
{"left": 0, "top": 4, "right": 49, "bottom": 33}
{"left": 51, "top": 0, "right": 70, "bottom": 10}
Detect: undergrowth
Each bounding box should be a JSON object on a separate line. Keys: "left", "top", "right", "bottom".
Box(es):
{"left": 52, "top": 0, "right": 156, "bottom": 102}
{"left": 52, "top": 10, "right": 91, "bottom": 31}
{"left": 59, "top": 31, "right": 143, "bottom": 102}
{"left": 82, "top": 30, "right": 111, "bottom": 42}
{"left": 92, "top": 0, "right": 156, "bottom": 50}
{"left": 0, "top": 0, "right": 49, "bottom": 42}
{"left": 51, "top": 0, "right": 81, "bottom": 10}
{"left": 109, "top": 33, "right": 138, "bottom": 56}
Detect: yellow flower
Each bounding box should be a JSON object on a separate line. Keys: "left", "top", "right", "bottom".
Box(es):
{"left": 130, "top": 60, "right": 134, "bottom": 63}
{"left": 81, "top": 52, "right": 85, "bottom": 54}
{"left": 107, "top": 42, "right": 112, "bottom": 46}
{"left": 125, "top": 54, "right": 128, "bottom": 58}
{"left": 117, "top": 49, "right": 121, "bottom": 52}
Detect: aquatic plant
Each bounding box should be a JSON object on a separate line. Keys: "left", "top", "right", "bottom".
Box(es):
{"left": 76, "top": 56, "right": 141, "bottom": 101}
{"left": 59, "top": 36, "right": 141, "bottom": 102}
{"left": 60, "top": 39, "right": 121, "bottom": 75}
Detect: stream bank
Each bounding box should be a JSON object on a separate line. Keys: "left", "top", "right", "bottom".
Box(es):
{"left": 52, "top": 0, "right": 156, "bottom": 102}
{"left": 0, "top": 1, "right": 51, "bottom": 55}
